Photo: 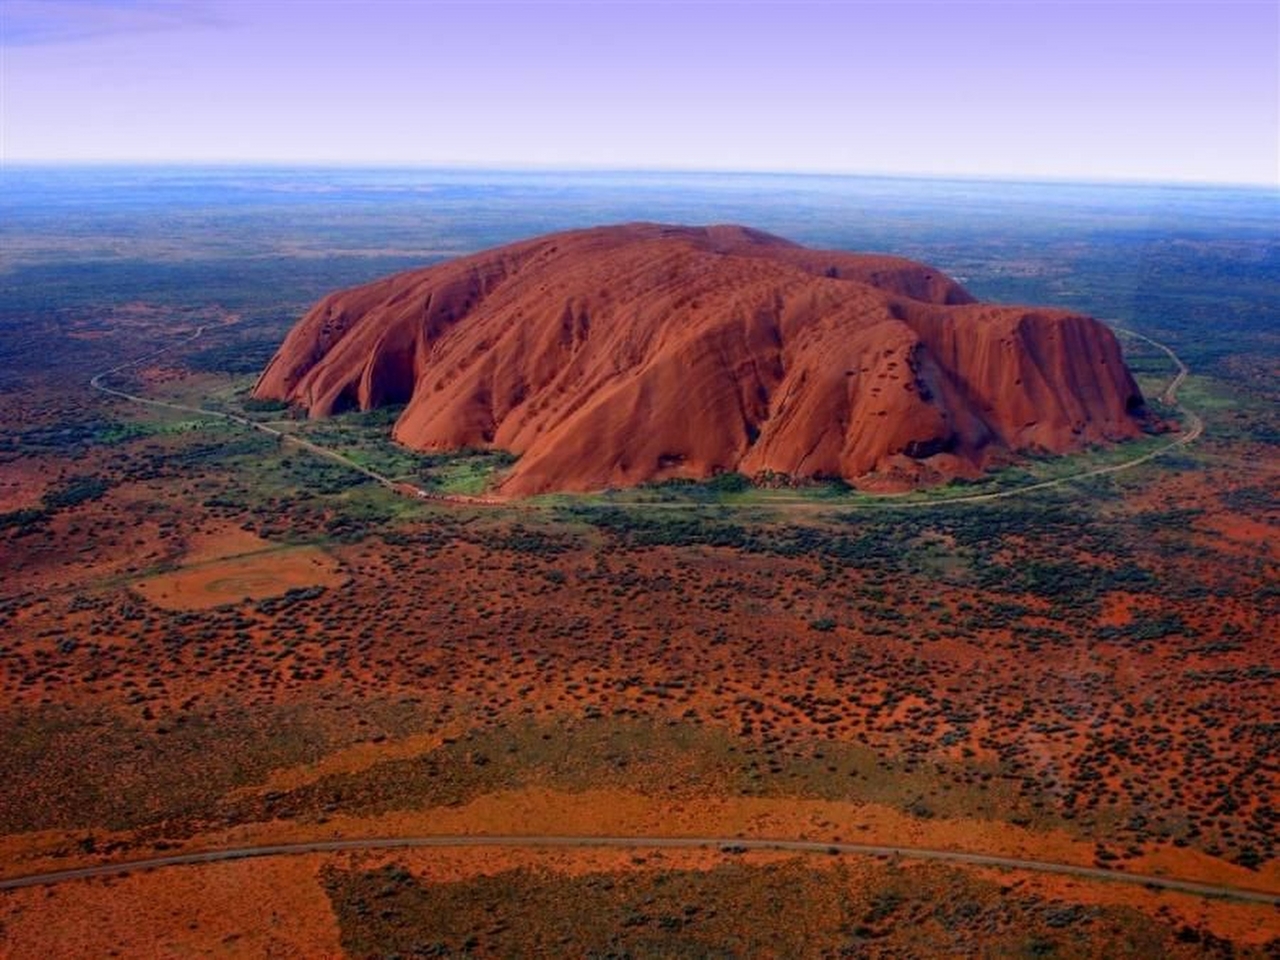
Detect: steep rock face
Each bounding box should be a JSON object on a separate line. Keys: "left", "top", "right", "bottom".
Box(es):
{"left": 255, "top": 223, "right": 1144, "bottom": 495}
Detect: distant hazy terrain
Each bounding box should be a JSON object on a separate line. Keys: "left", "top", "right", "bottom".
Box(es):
{"left": 3, "top": 167, "right": 1276, "bottom": 394}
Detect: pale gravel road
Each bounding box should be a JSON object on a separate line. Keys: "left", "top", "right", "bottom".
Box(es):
{"left": 1, "top": 834, "right": 1276, "bottom": 903}
{"left": 90, "top": 320, "right": 1201, "bottom": 513}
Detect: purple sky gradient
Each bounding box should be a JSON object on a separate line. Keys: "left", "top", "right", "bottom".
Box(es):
{"left": 2, "top": 1, "right": 1277, "bottom": 185}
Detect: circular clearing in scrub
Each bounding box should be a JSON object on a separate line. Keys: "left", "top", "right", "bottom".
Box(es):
{"left": 131, "top": 546, "right": 344, "bottom": 610}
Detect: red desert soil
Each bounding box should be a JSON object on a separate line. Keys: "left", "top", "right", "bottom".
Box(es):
{"left": 0, "top": 855, "right": 345, "bottom": 959}
{"left": 130, "top": 544, "right": 344, "bottom": 611}
{"left": 0, "top": 832, "right": 1270, "bottom": 955}
{"left": 254, "top": 224, "right": 1145, "bottom": 494}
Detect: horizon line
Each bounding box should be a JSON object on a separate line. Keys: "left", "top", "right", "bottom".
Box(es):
{"left": 4, "top": 158, "right": 1276, "bottom": 192}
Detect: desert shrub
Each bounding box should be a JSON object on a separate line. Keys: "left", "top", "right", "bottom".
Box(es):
{"left": 242, "top": 397, "right": 289, "bottom": 413}
{"left": 0, "top": 508, "right": 47, "bottom": 532}
{"left": 706, "top": 471, "right": 751, "bottom": 493}
{"left": 42, "top": 476, "right": 109, "bottom": 511}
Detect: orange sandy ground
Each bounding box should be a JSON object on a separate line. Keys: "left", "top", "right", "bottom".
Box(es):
{"left": 130, "top": 544, "right": 344, "bottom": 611}
{"left": 1, "top": 854, "right": 345, "bottom": 958}
{"left": 1, "top": 839, "right": 1275, "bottom": 958}
{"left": 3, "top": 783, "right": 1276, "bottom": 950}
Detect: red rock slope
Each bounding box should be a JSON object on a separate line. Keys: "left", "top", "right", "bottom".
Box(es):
{"left": 254, "top": 224, "right": 1145, "bottom": 495}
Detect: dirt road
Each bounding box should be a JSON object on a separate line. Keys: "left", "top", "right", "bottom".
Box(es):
{"left": 90, "top": 321, "right": 1202, "bottom": 513}
{"left": 90, "top": 326, "right": 413, "bottom": 493}
{"left": 2, "top": 833, "right": 1275, "bottom": 903}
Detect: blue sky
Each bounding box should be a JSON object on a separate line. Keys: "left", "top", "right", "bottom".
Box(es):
{"left": 2, "top": 0, "right": 1277, "bottom": 185}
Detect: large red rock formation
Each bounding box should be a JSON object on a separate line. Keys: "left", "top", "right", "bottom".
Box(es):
{"left": 254, "top": 224, "right": 1145, "bottom": 495}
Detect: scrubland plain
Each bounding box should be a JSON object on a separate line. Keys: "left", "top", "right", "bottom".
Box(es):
{"left": 0, "top": 169, "right": 1275, "bottom": 956}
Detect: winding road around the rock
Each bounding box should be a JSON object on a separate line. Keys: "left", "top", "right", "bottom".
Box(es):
{"left": 89, "top": 325, "right": 494, "bottom": 504}
{"left": 90, "top": 321, "right": 1202, "bottom": 513}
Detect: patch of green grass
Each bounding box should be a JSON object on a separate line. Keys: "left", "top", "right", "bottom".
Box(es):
{"left": 420, "top": 450, "right": 517, "bottom": 495}
{"left": 1176, "top": 375, "right": 1278, "bottom": 444}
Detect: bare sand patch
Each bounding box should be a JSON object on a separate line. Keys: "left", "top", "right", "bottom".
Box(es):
{"left": 132, "top": 545, "right": 344, "bottom": 610}
{"left": 0, "top": 458, "right": 49, "bottom": 512}
{"left": 231, "top": 730, "right": 457, "bottom": 797}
